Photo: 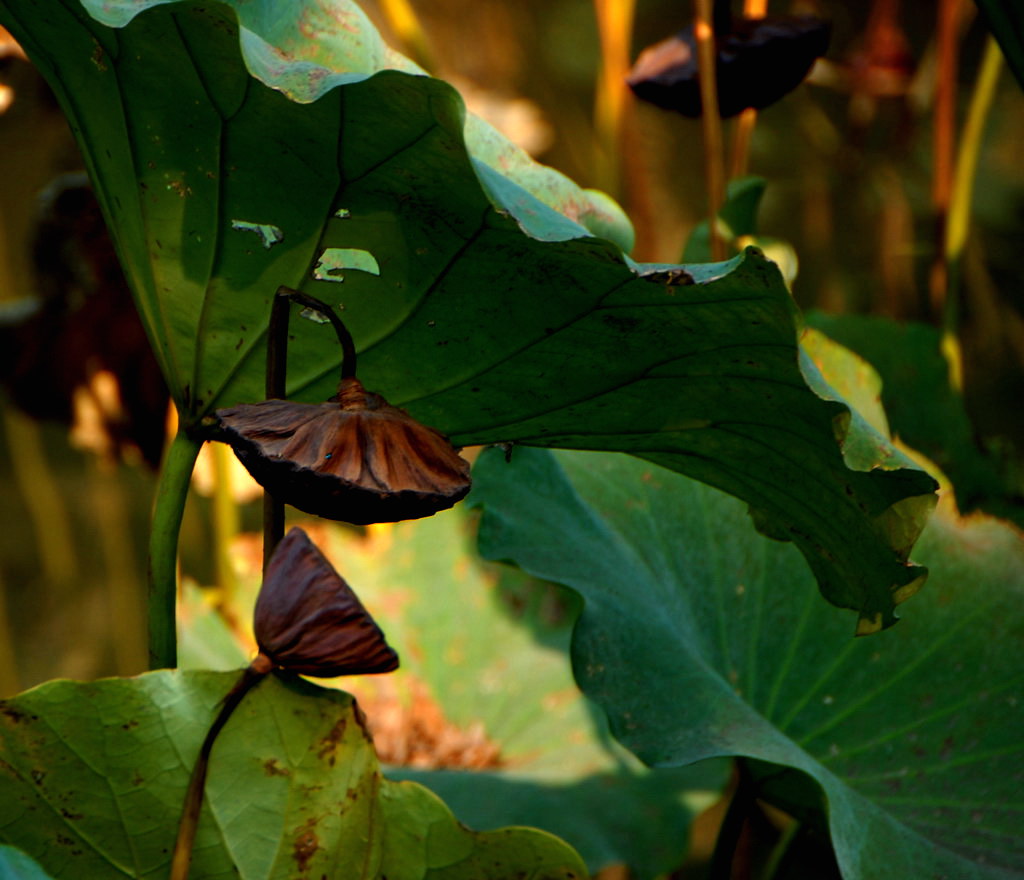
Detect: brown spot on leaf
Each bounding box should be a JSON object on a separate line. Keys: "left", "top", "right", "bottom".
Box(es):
{"left": 264, "top": 758, "right": 290, "bottom": 777}
{"left": 292, "top": 818, "right": 320, "bottom": 873}
{"left": 317, "top": 718, "right": 348, "bottom": 767}
{"left": 0, "top": 705, "right": 34, "bottom": 724}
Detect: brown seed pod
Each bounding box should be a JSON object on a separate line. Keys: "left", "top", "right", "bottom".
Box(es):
{"left": 216, "top": 377, "right": 472, "bottom": 525}
{"left": 627, "top": 15, "right": 831, "bottom": 118}
{"left": 254, "top": 526, "right": 399, "bottom": 676}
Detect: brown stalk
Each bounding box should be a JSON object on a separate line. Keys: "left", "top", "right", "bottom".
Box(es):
{"left": 694, "top": 0, "right": 726, "bottom": 260}
{"left": 728, "top": 0, "right": 769, "bottom": 180}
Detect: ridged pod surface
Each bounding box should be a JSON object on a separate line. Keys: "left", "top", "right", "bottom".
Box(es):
{"left": 254, "top": 527, "right": 399, "bottom": 677}
{"left": 216, "top": 377, "right": 472, "bottom": 524}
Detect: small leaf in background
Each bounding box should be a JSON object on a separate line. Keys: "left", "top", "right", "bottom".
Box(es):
{"left": 472, "top": 443, "right": 1024, "bottom": 880}
{"left": 0, "top": 670, "right": 586, "bottom": 880}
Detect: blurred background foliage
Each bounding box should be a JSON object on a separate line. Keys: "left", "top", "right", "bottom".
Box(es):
{"left": 0, "top": 1, "right": 1021, "bottom": 873}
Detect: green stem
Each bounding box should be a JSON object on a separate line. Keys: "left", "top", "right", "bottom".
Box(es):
{"left": 148, "top": 427, "right": 202, "bottom": 669}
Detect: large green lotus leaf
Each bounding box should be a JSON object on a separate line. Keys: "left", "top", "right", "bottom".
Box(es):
{"left": 176, "top": 510, "right": 727, "bottom": 878}
{"left": 0, "top": 670, "right": 586, "bottom": 879}
{"left": 0, "top": 0, "right": 936, "bottom": 629}
{"left": 472, "top": 446, "right": 1024, "bottom": 879}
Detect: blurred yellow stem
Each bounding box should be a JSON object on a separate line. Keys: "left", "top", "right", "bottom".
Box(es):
{"left": 946, "top": 36, "right": 1002, "bottom": 265}
{"left": 728, "top": 0, "right": 768, "bottom": 179}
{"left": 941, "top": 35, "right": 1002, "bottom": 392}
{"left": 694, "top": 0, "right": 726, "bottom": 260}
{"left": 378, "top": 0, "right": 434, "bottom": 70}
{"left": 210, "top": 441, "right": 240, "bottom": 608}
{"left": 593, "top": 0, "right": 636, "bottom": 196}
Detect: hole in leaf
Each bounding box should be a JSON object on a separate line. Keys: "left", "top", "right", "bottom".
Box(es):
{"left": 313, "top": 248, "right": 381, "bottom": 283}
{"left": 231, "top": 220, "right": 284, "bottom": 249}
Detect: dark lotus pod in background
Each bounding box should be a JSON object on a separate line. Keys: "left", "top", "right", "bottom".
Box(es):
{"left": 255, "top": 527, "right": 399, "bottom": 677}
{"left": 215, "top": 377, "right": 472, "bottom": 525}
{"left": 627, "top": 15, "right": 831, "bottom": 118}
{"left": 0, "top": 173, "right": 168, "bottom": 466}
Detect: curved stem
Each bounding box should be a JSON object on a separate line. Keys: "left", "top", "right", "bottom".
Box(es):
{"left": 148, "top": 427, "right": 202, "bottom": 670}
{"left": 169, "top": 659, "right": 272, "bottom": 880}
{"left": 276, "top": 286, "right": 358, "bottom": 380}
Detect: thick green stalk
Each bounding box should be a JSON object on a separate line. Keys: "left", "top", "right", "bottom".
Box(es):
{"left": 148, "top": 427, "right": 203, "bottom": 669}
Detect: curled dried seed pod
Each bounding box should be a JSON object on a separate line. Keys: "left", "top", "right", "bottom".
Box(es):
{"left": 216, "top": 378, "right": 472, "bottom": 525}
{"left": 627, "top": 15, "right": 831, "bottom": 118}
{"left": 255, "top": 526, "right": 399, "bottom": 676}
{"left": 215, "top": 286, "right": 471, "bottom": 526}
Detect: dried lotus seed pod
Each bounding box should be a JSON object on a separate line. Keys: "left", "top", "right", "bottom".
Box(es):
{"left": 627, "top": 15, "right": 830, "bottom": 118}
{"left": 215, "top": 377, "right": 471, "bottom": 525}
{"left": 254, "top": 526, "right": 398, "bottom": 677}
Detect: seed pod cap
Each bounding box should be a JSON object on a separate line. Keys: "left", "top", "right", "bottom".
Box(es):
{"left": 215, "top": 377, "right": 471, "bottom": 525}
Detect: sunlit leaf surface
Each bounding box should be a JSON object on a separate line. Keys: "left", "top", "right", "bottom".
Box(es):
{"left": 0, "top": 671, "right": 586, "bottom": 879}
